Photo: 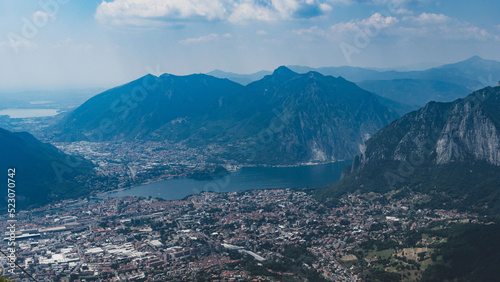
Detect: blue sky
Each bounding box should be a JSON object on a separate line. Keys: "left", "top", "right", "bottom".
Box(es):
{"left": 1, "top": 0, "right": 499, "bottom": 91}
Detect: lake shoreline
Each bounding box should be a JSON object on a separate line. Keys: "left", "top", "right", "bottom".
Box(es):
{"left": 0, "top": 108, "right": 61, "bottom": 119}
{"left": 98, "top": 160, "right": 352, "bottom": 200}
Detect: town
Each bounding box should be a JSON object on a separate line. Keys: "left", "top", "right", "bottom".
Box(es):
{"left": 1, "top": 188, "right": 474, "bottom": 281}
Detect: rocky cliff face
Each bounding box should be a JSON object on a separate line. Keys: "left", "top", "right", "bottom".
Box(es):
{"left": 355, "top": 86, "right": 500, "bottom": 170}
{"left": 320, "top": 86, "right": 500, "bottom": 213}
{"left": 435, "top": 99, "right": 500, "bottom": 165}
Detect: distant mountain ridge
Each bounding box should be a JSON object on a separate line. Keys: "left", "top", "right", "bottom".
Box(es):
{"left": 209, "top": 56, "right": 500, "bottom": 107}
{"left": 292, "top": 56, "right": 500, "bottom": 87}
{"left": 58, "top": 73, "right": 243, "bottom": 141}
{"left": 357, "top": 79, "right": 471, "bottom": 107}
{"left": 206, "top": 69, "right": 272, "bottom": 86}
{"left": 54, "top": 67, "right": 399, "bottom": 165}
{"left": 0, "top": 127, "right": 95, "bottom": 208}
{"left": 317, "top": 86, "right": 500, "bottom": 213}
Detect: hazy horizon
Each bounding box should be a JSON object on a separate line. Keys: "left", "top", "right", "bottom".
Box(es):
{"left": 1, "top": 0, "right": 500, "bottom": 91}
{"left": 1, "top": 54, "right": 497, "bottom": 93}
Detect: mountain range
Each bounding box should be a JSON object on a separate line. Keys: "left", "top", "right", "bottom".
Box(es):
{"left": 317, "top": 86, "right": 500, "bottom": 213}
{"left": 18, "top": 59, "right": 500, "bottom": 210}
{"left": 53, "top": 67, "right": 400, "bottom": 165}
{"left": 209, "top": 56, "right": 500, "bottom": 107}
{"left": 0, "top": 127, "right": 95, "bottom": 208}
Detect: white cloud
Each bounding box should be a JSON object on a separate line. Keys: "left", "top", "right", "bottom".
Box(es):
{"left": 394, "top": 8, "right": 413, "bottom": 15}
{"left": 326, "top": 0, "right": 353, "bottom": 4}
{"left": 294, "top": 25, "right": 325, "bottom": 35}
{"left": 319, "top": 3, "right": 333, "bottom": 12}
{"left": 495, "top": 24, "right": 500, "bottom": 31}
{"left": 330, "top": 13, "right": 398, "bottom": 34}
{"left": 369, "top": 0, "right": 428, "bottom": 4}
{"left": 294, "top": 12, "right": 498, "bottom": 43}
{"left": 179, "top": 33, "right": 219, "bottom": 44}
{"left": 257, "top": 30, "right": 268, "bottom": 35}
{"left": 227, "top": 1, "right": 278, "bottom": 22}
{"left": 95, "top": 0, "right": 336, "bottom": 26}
{"left": 227, "top": 0, "right": 335, "bottom": 23}
{"left": 96, "top": 0, "right": 229, "bottom": 25}
{"left": 400, "top": 13, "right": 498, "bottom": 41}
{"left": 357, "top": 0, "right": 424, "bottom": 15}
{"left": 292, "top": 13, "right": 399, "bottom": 42}
{"left": 403, "top": 12, "right": 449, "bottom": 24}
{"left": 293, "top": 25, "right": 332, "bottom": 41}
{"left": 33, "top": 10, "right": 55, "bottom": 22}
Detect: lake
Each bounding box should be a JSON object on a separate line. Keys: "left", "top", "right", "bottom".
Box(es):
{"left": 102, "top": 161, "right": 351, "bottom": 200}
{"left": 0, "top": 108, "right": 59, "bottom": 118}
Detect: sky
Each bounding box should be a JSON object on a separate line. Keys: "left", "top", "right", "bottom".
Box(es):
{"left": 0, "top": 0, "right": 499, "bottom": 91}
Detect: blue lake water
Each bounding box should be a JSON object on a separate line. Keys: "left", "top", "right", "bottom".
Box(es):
{"left": 102, "top": 161, "right": 351, "bottom": 200}
{"left": 0, "top": 108, "right": 59, "bottom": 118}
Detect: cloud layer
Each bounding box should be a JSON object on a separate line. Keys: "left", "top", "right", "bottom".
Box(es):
{"left": 179, "top": 33, "right": 219, "bottom": 44}
{"left": 95, "top": 0, "right": 335, "bottom": 25}
{"left": 295, "top": 12, "right": 499, "bottom": 42}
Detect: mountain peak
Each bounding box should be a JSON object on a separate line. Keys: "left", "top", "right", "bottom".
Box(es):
{"left": 144, "top": 73, "right": 158, "bottom": 78}
{"left": 436, "top": 55, "right": 500, "bottom": 72}
{"left": 465, "top": 55, "right": 483, "bottom": 62}
{"left": 272, "top": 66, "right": 297, "bottom": 77}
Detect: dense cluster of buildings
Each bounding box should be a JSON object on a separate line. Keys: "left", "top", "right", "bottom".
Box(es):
{"left": 53, "top": 141, "right": 237, "bottom": 188}
{"left": 1, "top": 188, "right": 472, "bottom": 281}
